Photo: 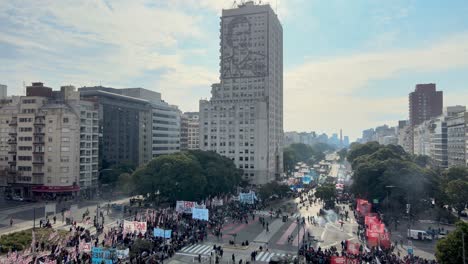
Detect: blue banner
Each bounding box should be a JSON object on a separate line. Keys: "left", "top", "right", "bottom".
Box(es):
{"left": 302, "top": 176, "right": 312, "bottom": 184}
{"left": 239, "top": 191, "right": 257, "bottom": 204}
{"left": 192, "top": 208, "right": 209, "bottom": 221}
{"left": 153, "top": 228, "right": 172, "bottom": 238}
{"left": 91, "top": 247, "right": 115, "bottom": 264}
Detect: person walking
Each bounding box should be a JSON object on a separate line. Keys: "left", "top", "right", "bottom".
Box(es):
{"left": 232, "top": 254, "right": 235, "bottom": 264}
{"left": 10, "top": 217, "right": 13, "bottom": 226}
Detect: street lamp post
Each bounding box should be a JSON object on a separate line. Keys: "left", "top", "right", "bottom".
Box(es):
{"left": 385, "top": 185, "right": 395, "bottom": 226}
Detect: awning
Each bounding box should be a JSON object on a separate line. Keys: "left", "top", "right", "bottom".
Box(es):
{"left": 32, "top": 185, "right": 80, "bottom": 193}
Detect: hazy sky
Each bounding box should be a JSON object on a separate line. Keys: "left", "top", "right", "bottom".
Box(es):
{"left": 1, "top": 0, "right": 468, "bottom": 140}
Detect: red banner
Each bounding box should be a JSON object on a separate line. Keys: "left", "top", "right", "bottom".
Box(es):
{"left": 356, "top": 199, "right": 372, "bottom": 216}
{"left": 347, "top": 241, "right": 360, "bottom": 255}
{"left": 331, "top": 256, "right": 346, "bottom": 264}
{"left": 369, "top": 223, "right": 385, "bottom": 233}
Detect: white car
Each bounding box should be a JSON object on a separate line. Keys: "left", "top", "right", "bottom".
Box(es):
{"left": 12, "top": 196, "right": 24, "bottom": 201}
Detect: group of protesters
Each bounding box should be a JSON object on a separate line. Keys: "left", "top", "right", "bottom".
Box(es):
{"left": 20, "top": 193, "right": 261, "bottom": 264}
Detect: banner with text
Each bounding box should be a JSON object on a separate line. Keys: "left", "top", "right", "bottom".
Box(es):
{"left": 239, "top": 191, "right": 257, "bottom": 204}
{"left": 192, "top": 208, "right": 209, "bottom": 221}
{"left": 176, "top": 201, "right": 206, "bottom": 214}
{"left": 153, "top": 228, "right": 172, "bottom": 238}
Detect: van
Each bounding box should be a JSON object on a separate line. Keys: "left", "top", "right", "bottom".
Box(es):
{"left": 407, "top": 229, "right": 432, "bottom": 241}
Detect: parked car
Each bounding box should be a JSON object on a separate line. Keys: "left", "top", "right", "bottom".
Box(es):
{"left": 12, "top": 196, "right": 25, "bottom": 201}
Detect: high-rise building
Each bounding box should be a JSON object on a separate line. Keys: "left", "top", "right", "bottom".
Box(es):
{"left": 79, "top": 87, "right": 153, "bottom": 167}
{"left": 2, "top": 83, "right": 98, "bottom": 198}
{"left": 200, "top": 1, "right": 283, "bottom": 185}
{"left": 181, "top": 112, "right": 200, "bottom": 150}
{"left": 409, "top": 84, "right": 443, "bottom": 126}
{"left": 79, "top": 86, "right": 181, "bottom": 162}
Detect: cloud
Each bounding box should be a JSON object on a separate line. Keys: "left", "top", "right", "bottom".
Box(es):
{"left": 285, "top": 32, "right": 468, "bottom": 140}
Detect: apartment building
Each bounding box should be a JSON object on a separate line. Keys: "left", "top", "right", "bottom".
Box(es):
{"left": 4, "top": 83, "right": 98, "bottom": 198}
{"left": 447, "top": 111, "right": 467, "bottom": 167}
{"left": 181, "top": 112, "right": 200, "bottom": 150}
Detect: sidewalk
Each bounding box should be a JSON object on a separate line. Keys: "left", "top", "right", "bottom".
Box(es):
{"left": 0, "top": 197, "right": 129, "bottom": 236}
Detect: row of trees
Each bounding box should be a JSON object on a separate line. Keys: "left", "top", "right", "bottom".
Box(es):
{"left": 283, "top": 143, "right": 335, "bottom": 172}
{"left": 347, "top": 142, "right": 468, "bottom": 264}
{"left": 105, "top": 150, "right": 243, "bottom": 203}
{"left": 347, "top": 142, "right": 468, "bottom": 217}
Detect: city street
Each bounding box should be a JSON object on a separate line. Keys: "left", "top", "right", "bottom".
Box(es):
{"left": 170, "top": 193, "right": 359, "bottom": 264}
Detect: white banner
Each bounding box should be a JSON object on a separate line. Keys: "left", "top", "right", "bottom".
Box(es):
{"left": 212, "top": 199, "right": 223, "bottom": 207}
{"left": 176, "top": 201, "right": 206, "bottom": 214}
{"left": 123, "top": 220, "right": 135, "bottom": 234}
{"left": 134, "top": 221, "right": 147, "bottom": 234}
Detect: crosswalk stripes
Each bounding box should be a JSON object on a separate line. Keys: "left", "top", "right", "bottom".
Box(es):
{"left": 255, "top": 252, "right": 296, "bottom": 262}
{"left": 178, "top": 244, "right": 214, "bottom": 256}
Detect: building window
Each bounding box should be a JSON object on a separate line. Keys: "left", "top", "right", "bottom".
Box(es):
{"left": 61, "top": 137, "right": 70, "bottom": 142}
{"left": 61, "top": 146, "right": 70, "bottom": 152}
{"left": 61, "top": 156, "right": 69, "bottom": 162}
{"left": 63, "top": 117, "right": 69, "bottom": 123}
{"left": 60, "top": 167, "right": 69, "bottom": 173}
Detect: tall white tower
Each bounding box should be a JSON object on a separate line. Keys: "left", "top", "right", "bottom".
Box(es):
{"left": 200, "top": 1, "right": 283, "bottom": 185}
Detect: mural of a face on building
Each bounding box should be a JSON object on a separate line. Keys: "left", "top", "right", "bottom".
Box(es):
{"left": 222, "top": 15, "right": 267, "bottom": 78}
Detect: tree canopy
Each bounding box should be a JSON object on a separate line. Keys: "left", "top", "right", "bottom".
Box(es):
{"left": 347, "top": 142, "right": 440, "bottom": 216}
{"left": 129, "top": 150, "right": 242, "bottom": 203}
{"left": 435, "top": 221, "right": 468, "bottom": 264}
{"left": 283, "top": 143, "right": 334, "bottom": 172}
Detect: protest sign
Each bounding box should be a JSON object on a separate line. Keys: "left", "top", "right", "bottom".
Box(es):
{"left": 192, "top": 208, "right": 209, "bottom": 221}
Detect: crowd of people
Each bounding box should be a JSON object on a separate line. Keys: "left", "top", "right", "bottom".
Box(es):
{"left": 2, "top": 184, "right": 443, "bottom": 264}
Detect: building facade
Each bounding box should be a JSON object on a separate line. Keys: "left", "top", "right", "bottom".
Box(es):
{"left": 181, "top": 112, "right": 200, "bottom": 150}
{"left": 80, "top": 87, "right": 181, "bottom": 162}
{"left": 409, "top": 84, "right": 443, "bottom": 127}
{"left": 200, "top": 2, "right": 283, "bottom": 185}
{"left": 79, "top": 87, "right": 153, "bottom": 167}
{"left": 413, "top": 120, "right": 432, "bottom": 156}
{"left": 447, "top": 111, "right": 467, "bottom": 167}
{"left": 3, "top": 83, "right": 98, "bottom": 198}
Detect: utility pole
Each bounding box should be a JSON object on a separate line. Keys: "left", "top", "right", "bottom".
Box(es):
{"left": 463, "top": 231, "right": 466, "bottom": 264}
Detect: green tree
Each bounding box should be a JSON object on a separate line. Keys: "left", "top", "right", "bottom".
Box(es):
{"left": 315, "top": 184, "right": 336, "bottom": 209}
{"left": 347, "top": 141, "right": 381, "bottom": 165}
{"left": 283, "top": 148, "right": 297, "bottom": 173}
{"left": 435, "top": 221, "right": 468, "bottom": 264}
{"left": 446, "top": 179, "right": 468, "bottom": 215}
{"left": 258, "top": 181, "right": 290, "bottom": 200}
{"left": 100, "top": 161, "right": 136, "bottom": 186}
{"left": 131, "top": 151, "right": 242, "bottom": 203}
{"left": 337, "top": 149, "right": 347, "bottom": 161}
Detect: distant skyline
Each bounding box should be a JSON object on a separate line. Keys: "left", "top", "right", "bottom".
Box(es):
{"left": 1, "top": 0, "right": 468, "bottom": 140}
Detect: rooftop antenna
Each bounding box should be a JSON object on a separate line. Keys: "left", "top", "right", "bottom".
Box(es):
{"left": 23, "top": 81, "right": 26, "bottom": 95}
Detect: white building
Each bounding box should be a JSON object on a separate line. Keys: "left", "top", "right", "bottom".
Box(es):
{"left": 413, "top": 120, "right": 433, "bottom": 156}
{"left": 447, "top": 110, "right": 467, "bottom": 167}
{"left": 119, "top": 88, "right": 181, "bottom": 157}
{"left": 200, "top": 1, "right": 283, "bottom": 185}
{"left": 3, "top": 83, "right": 98, "bottom": 198}
{"left": 181, "top": 112, "right": 200, "bottom": 150}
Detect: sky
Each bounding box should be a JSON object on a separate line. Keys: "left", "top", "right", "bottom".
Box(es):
{"left": 1, "top": 0, "right": 468, "bottom": 141}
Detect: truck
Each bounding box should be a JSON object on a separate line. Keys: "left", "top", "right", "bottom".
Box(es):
{"left": 407, "top": 229, "right": 433, "bottom": 241}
